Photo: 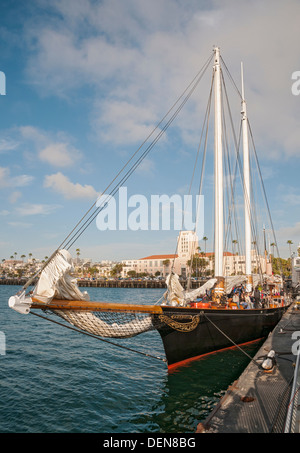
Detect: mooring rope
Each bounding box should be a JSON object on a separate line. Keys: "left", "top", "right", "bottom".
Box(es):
{"left": 30, "top": 311, "right": 167, "bottom": 363}
{"left": 203, "top": 312, "right": 261, "bottom": 367}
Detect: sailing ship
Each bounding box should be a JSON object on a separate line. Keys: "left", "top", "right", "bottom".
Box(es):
{"left": 9, "top": 47, "right": 290, "bottom": 369}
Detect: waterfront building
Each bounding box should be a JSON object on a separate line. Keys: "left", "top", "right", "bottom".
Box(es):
{"left": 121, "top": 231, "right": 269, "bottom": 278}
{"left": 121, "top": 231, "right": 199, "bottom": 277}
{"left": 121, "top": 254, "right": 178, "bottom": 277}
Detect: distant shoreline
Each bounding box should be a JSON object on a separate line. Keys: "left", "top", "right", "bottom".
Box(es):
{"left": 0, "top": 277, "right": 203, "bottom": 289}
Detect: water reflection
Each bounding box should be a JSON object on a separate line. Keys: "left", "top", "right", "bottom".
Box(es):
{"left": 134, "top": 341, "right": 263, "bottom": 433}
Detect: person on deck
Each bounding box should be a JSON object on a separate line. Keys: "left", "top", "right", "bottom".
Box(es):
{"left": 244, "top": 293, "right": 253, "bottom": 309}
{"left": 254, "top": 286, "right": 260, "bottom": 308}
{"left": 232, "top": 291, "right": 240, "bottom": 308}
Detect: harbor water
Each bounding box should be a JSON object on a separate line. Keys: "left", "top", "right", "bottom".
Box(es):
{"left": 0, "top": 285, "right": 262, "bottom": 433}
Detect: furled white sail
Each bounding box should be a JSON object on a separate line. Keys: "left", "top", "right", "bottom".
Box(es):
{"left": 183, "top": 278, "right": 218, "bottom": 302}
{"left": 33, "top": 249, "right": 89, "bottom": 304}
{"left": 164, "top": 273, "right": 217, "bottom": 306}
{"left": 224, "top": 274, "right": 272, "bottom": 294}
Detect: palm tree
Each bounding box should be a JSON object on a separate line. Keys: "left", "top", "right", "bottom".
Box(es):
{"left": 287, "top": 240, "right": 293, "bottom": 258}
{"left": 195, "top": 246, "right": 201, "bottom": 277}
{"left": 202, "top": 236, "right": 208, "bottom": 255}
{"left": 110, "top": 263, "right": 124, "bottom": 277}
{"left": 232, "top": 239, "right": 238, "bottom": 274}
{"left": 270, "top": 242, "right": 276, "bottom": 259}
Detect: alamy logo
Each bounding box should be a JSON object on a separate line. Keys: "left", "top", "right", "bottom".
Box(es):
{"left": 291, "top": 71, "right": 300, "bottom": 95}
{"left": 291, "top": 331, "right": 300, "bottom": 356}
{"left": 0, "top": 71, "right": 6, "bottom": 95}
{"left": 0, "top": 331, "right": 6, "bottom": 355}
{"left": 96, "top": 187, "right": 204, "bottom": 238}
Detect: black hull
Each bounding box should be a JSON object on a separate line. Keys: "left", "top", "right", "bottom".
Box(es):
{"left": 155, "top": 305, "right": 289, "bottom": 368}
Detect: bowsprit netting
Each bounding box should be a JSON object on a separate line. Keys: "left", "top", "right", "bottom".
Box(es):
{"left": 29, "top": 307, "right": 167, "bottom": 363}
{"left": 48, "top": 309, "right": 156, "bottom": 339}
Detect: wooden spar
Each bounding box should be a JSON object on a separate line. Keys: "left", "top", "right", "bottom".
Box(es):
{"left": 31, "top": 298, "right": 163, "bottom": 314}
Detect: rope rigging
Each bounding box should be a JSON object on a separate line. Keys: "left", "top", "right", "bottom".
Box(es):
{"left": 171, "top": 70, "right": 214, "bottom": 280}
{"left": 21, "top": 49, "right": 280, "bottom": 291}
{"left": 219, "top": 59, "right": 281, "bottom": 281}
{"left": 61, "top": 53, "right": 214, "bottom": 251}
{"left": 21, "top": 52, "right": 214, "bottom": 292}
{"left": 162, "top": 51, "right": 281, "bottom": 292}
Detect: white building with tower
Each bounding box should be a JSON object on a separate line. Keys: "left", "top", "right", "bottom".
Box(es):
{"left": 121, "top": 231, "right": 199, "bottom": 277}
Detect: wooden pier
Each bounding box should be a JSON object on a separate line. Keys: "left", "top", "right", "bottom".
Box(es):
{"left": 77, "top": 279, "right": 167, "bottom": 289}
{"left": 0, "top": 277, "right": 202, "bottom": 289}
{"left": 197, "top": 304, "right": 300, "bottom": 433}
{"left": 0, "top": 278, "right": 29, "bottom": 286}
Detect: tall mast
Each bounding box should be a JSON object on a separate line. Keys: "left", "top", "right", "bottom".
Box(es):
{"left": 241, "top": 63, "right": 252, "bottom": 292}
{"left": 213, "top": 46, "right": 224, "bottom": 298}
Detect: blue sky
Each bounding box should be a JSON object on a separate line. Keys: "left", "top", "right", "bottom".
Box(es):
{"left": 0, "top": 0, "right": 300, "bottom": 262}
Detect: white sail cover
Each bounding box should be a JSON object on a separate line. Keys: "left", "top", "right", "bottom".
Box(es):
{"left": 33, "top": 249, "right": 89, "bottom": 304}
{"left": 164, "top": 273, "right": 217, "bottom": 306}
{"left": 183, "top": 278, "right": 218, "bottom": 302}
{"left": 224, "top": 274, "right": 276, "bottom": 293}
{"left": 224, "top": 275, "right": 248, "bottom": 293}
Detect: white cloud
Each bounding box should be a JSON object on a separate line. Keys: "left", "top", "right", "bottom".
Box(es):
{"left": 8, "top": 221, "right": 33, "bottom": 228}
{"left": 275, "top": 222, "right": 300, "bottom": 257}
{"left": 9, "top": 191, "right": 22, "bottom": 204}
{"left": 0, "top": 138, "right": 19, "bottom": 153}
{"left": 0, "top": 166, "right": 34, "bottom": 188}
{"left": 19, "top": 126, "right": 82, "bottom": 167}
{"left": 44, "top": 172, "right": 98, "bottom": 200}
{"left": 135, "top": 157, "right": 155, "bottom": 175}
{"left": 0, "top": 167, "right": 11, "bottom": 187}
{"left": 19, "top": 125, "right": 47, "bottom": 143}
{"left": 39, "top": 143, "right": 77, "bottom": 167}
{"left": 94, "top": 100, "right": 158, "bottom": 145}
{"left": 287, "top": 194, "right": 300, "bottom": 205}
{"left": 278, "top": 222, "right": 300, "bottom": 238}
{"left": 16, "top": 203, "right": 61, "bottom": 216}
{"left": 23, "top": 0, "right": 300, "bottom": 159}
{"left": 277, "top": 183, "right": 300, "bottom": 206}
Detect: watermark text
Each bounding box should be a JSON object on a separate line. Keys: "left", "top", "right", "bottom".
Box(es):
{"left": 0, "top": 71, "right": 6, "bottom": 95}
{"left": 0, "top": 331, "right": 6, "bottom": 355}
{"left": 292, "top": 331, "right": 300, "bottom": 356}
{"left": 291, "top": 71, "right": 300, "bottom": 95}
{"left": 96, "top": 187, "right": 204, "bottom": 238}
